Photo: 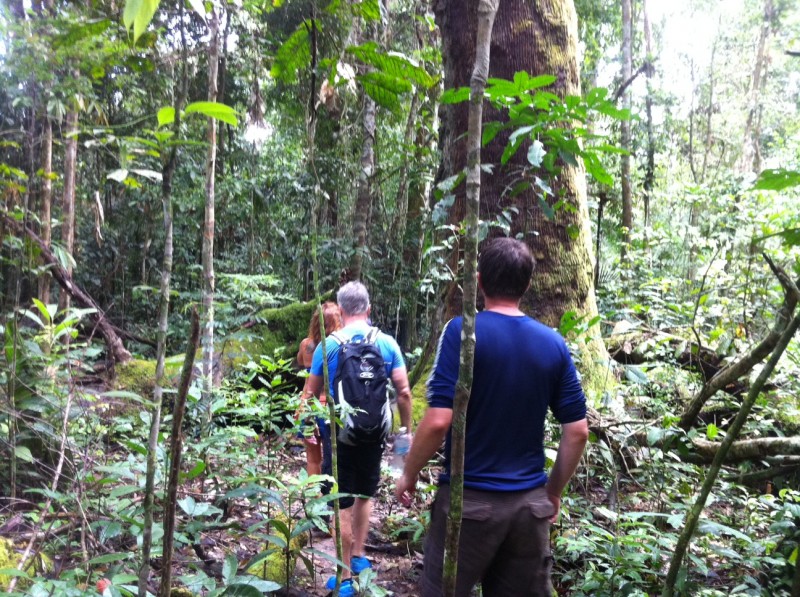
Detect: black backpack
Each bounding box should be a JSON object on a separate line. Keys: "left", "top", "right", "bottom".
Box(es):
{"left": 331, "top": 327, "right": 393, "bottom": 445}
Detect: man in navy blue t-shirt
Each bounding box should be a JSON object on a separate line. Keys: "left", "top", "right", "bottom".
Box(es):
{"left": 395, "top": 237, "right": 589, "bottom": 597}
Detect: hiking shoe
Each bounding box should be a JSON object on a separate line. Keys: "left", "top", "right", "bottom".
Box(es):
{"left": 351, "top": 556, "right": 372, "bottom": 574}
{"left": 325, "top": 577, "right": 356, "bottom": 596}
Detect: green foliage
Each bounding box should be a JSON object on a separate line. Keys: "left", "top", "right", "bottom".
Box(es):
{"left": 347, "top": 42, "right": 439, "bottom": 113}
{"left": 122, "top": 0, "right": 159, "bottom": 43}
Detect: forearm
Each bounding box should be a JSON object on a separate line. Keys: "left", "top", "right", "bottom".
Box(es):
{"left": 545, "top": 419, "right": 589, "bottom": 498}
{"left": 396, "top": 390, "right": 413, "bottom": 431}
{"left": 402, "top": 408, "right": 451, "bottom": 480}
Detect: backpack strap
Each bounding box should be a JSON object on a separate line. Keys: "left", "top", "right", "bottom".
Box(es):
{"left": 365, "top": 326, "right": 380, "bottom": 344}
{"left": 328, "top": 331, "right": 346, "bottom": 346}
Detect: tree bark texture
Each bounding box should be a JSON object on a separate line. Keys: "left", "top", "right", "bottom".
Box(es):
{"left": 642, "top": 0, "right": 654, "bottom": 229}
{"left": 158, "top": 309, "right": 200, "bottom": 597}
{"left": 139, "top": 14, "right": 187, "bottom": 593}
{"left": 349, "top": 77, "right": 377, "bottom": 282}
{"left": 435, "top": 0, "right": 607, "bottom": 387}
{"left": 58, "top": 107, "right": 79, "bottom": 312}
{"left": 38, "top": 118, "right": 53, "bottom": 304}
{"left": 1, "top": 214, "right": 132, "bottom": 363}
{"left": 737, "top": 0, "right": 774, "bottom": 175}
{"left": 620, "top": 0, "right": 633, "bottom": 257}
{"left": 201, "top": 9, "right": 220, "bottom": 431}
{"left": 443, "top": 2, "right": 498, "bottom": 594}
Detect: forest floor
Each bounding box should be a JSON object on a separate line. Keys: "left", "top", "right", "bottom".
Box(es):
{"left": 195, "top": 437, "right": 429, "bottom": 597}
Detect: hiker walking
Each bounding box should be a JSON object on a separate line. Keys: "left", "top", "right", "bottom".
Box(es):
{"left": 296, "top": 301, "right": 342, "bottom": 477}
{"left": 305, "top": 281, "right": 413, "bottom": 596}
{"left": 395, "top": 238, "right": 589, "bottom": 597}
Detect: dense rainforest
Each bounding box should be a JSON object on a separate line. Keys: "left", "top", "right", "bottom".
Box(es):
{"left": 1, "top": 0, "right": 800, "bottom": 595}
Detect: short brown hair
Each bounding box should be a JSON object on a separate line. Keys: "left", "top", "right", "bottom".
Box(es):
{"left": 478, "top": 238, "right": 534, "bottom": 300}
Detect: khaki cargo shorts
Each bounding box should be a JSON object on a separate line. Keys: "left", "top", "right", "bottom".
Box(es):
{"left": 421, "top": 484, "right": 555, "bottom": 597}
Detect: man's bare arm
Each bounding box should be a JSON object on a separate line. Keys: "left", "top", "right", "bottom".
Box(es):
{"left": 391, "top": 366, "right": 413, "bottom": 431}
{"left": 395, "top": 407, "right": 452, "bottom": 505}
{"left": 545, "top": 418, "right": 589, "bottom": 521}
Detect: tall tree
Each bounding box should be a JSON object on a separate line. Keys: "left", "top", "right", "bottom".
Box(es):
{"left": 435, "top": 0, "right": 608, "bottom": 386}
{"left": 737, "top": 0, "right": 776, "bottom": 174}
{"left": 58, "top": 105, "right": 79, "bottom": 312}
{"left": 641, "top": 0, "right": 654, "bottom": 229}
{"left": 38, "top": 117, "right": 53, "bottom": 304}
{"left": 349, "top": 19, "right": 379, "bottom": 282}
{"left": 442, "top": 4, "right": 498, "bottom": 594}
{"left": 620, "top": 0, "right": 633, "bottom": 258}
{"left": 201, "top": 7, "right": 220, "bottom": 431}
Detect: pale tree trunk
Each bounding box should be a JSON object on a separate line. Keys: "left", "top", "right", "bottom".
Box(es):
{"left": 700, "top": 29, "right": 719, "bottom": 182}
{"left": 201, "top": 8, "right": 220, "bottom": 432}
{"left": 737, "top": 0, "right": 775, "bottom": 175}
{"left": 642, "top": 0, "right": 654, "bottom": 230}
{"left": 436, "top": 0, "right": 609, "bottom": 392}
{"left": 38, "top": 118, "right": 53, "bottom": 303}
{"left": 620, "top": 0, "right": 633, "bottom": 259}
{"left": 443, "top": 2, "right": 498, "bottom": 594}
{"left": 349, "top": 23, "right": 377, "bottom": 283}
{"left": 58, "top": 107, "right": 79, "bottom": 313}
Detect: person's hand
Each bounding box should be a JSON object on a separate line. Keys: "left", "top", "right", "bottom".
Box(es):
{"left": 546, "top": 492, "right": 561, "bottom": 523}
{"left": 395, "top": 472, "right": 417, "bottom": 507}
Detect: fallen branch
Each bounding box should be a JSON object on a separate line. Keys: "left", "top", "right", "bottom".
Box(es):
{"left": 2, "top": 212, "right": 132, "bottom": 364}
{"left": 679, "top": 260, "right": 799, "bottom": 429}
{"left": 663, "top": 310, "right": 800, "bottom": 595}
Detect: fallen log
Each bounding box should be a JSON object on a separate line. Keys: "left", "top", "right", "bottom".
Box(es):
{"left": 2, "top": 212, "right": 132, "bottom": 364}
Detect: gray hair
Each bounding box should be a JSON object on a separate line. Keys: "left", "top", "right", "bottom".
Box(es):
{"left": 337, "top": 281, "right": 370, "bottom": 316}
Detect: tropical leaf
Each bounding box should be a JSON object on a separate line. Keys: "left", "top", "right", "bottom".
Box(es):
{"left": 752, "top": 168, "right": 800, "bottom": 191}
{"left": 351, "top": 0, "right": 381, "bottom": 21}
{"left": 271, "top": 22, "right": 311, "bottom": 84}
{"left": 441, "top": 86, "right": 470, "bottom": 104}
{"left": 348, "top": 42, "right": 438, "bottom": 89}
{"left": 157, "top": 106, "right": 175, "bottom": 127}
{"left": 123, "top": 0, "right": 160, "bottom": 43}
{"left": 184, "top": 102, "right": 239, "bottom": 126}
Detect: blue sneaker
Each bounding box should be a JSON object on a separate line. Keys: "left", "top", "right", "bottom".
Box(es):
{"left": 325, "top": 577, "right": 356, "bottom": 596}
{"left": 351, "top": 556, "right": 372, "bottom": 575}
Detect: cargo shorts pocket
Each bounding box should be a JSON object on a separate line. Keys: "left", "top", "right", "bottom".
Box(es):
{"left": 529, "top": 492, "right": 556, "bottom": 520}
{"left": 462, "top": 499, "right": 491, "bottom": 521}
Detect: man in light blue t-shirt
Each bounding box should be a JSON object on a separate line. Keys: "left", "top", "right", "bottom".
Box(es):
{"left": 306, "top": 281, "right": 413, "bottom": 597}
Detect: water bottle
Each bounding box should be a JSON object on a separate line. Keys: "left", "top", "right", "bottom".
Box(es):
{"left": 391, "top": 427, "right": 410, "bottom": 475}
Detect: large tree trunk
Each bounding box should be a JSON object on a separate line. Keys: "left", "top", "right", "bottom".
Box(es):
{"left": 620, "top": 0, "right": 633, "bottom": 258}
{"left": 436, "top": 0, "right": 608, "bottom": 389}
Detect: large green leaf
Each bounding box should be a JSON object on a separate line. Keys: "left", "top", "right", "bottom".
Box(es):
{"left": 271, "top": 22, "right": 311, "bottom": 84}
{"left": 184, "top": 102, "right": 239, "bottom": 126}
{"left": 351, "top": 0, "right": 381, "bottom": 21}
{"left": 123, "top": 0, "right": 159, "bottom": 43}
{"left": 157, "top": 106, "right": 175, "bottom": 127}
{"left": 348, "top": 42, "right": 438, "bottom": 89}
{"left": 357, "top": 71, "right": 411, "bottom": 112}
{"left": 752, "top": 168, "right": 800, "bottom": 191}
